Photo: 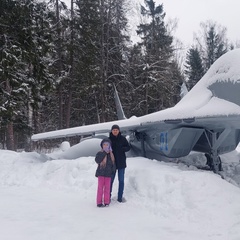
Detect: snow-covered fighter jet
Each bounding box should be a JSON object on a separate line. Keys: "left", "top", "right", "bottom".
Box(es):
{"left": 32, "top": 49, "right": 240, "bottom": 173}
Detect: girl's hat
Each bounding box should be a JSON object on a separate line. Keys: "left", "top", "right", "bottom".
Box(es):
{"left": 100, "top": 138, "right": 112, "bottom": 148}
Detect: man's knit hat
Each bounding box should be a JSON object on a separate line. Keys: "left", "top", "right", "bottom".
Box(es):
{"left": 111, "top": 124, "right": 120, "bottom": 131}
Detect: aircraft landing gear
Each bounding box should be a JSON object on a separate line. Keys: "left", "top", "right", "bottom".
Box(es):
{"left": 205, "top": 153, "right": 223, "bottom": 173}
{"left": 204, "top": 129, "right": 228, "bottom": 174}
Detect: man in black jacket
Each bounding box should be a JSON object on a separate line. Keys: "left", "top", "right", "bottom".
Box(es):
{"left": 109, "top": 124, "right": 131, "bottom": 202}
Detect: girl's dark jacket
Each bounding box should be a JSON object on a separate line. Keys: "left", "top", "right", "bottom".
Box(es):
{"left": 95, "top": 151, "right": 115, "bottom": 177}
{"left": 109, "top": 132, "right": 131, "bottom": 169}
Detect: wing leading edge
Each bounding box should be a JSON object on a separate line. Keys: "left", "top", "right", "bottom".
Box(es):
{"left": 31, "top": 49, "right": 240, "bottom": 173}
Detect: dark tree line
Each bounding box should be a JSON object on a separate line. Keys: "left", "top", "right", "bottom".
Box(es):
{"left": 0, "top": 0, "right": 183, "bottom": 150}
{"left": 1, "top": 0, "right": 236, "bottom": 150}
{"left": 0, "top": 0, "right": 55, "bottom": 149}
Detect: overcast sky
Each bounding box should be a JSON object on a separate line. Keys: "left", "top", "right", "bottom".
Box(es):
{"left": 154, "top": 0, "right": 240, "bottom": 46}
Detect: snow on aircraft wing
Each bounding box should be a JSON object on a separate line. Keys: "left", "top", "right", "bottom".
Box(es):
{"left": 31, "top": 49, "right": 240, "bottom": 142}
{"left": 31, "top": 117, "right": 141, "bottom": 141}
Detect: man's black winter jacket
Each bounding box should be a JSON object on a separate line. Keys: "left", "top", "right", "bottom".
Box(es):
{"left": 109, "top": 132, "right": 130, "bottom": 169}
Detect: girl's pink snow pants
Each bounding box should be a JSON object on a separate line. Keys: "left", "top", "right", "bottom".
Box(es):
{"left": 97, "top": 176, "right": 111, "bottom": 205}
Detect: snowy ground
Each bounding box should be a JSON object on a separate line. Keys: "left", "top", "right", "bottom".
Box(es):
{"left": 0, "top": 148, "right": 240, "bottom": 240}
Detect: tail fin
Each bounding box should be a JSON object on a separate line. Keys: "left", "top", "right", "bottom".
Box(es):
{"left": 180, "top": 81, "right": 188, "bottom": 99}
{"left": 113, "top": 84, "right": 126, "bottom": 120}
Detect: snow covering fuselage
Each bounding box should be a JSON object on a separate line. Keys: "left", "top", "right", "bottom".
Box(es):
{"left": 32, "top": 49, "right": 240, "bottom": 172}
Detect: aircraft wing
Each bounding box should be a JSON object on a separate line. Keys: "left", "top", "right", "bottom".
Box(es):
{"left": 31, "top": 100, "right": 240, "bottom": 142}
{"left": 31, "top": 49, "right": 240, "bottom": 173}
{"left": 31, "top": 117, "right": 142, "bottom": 141}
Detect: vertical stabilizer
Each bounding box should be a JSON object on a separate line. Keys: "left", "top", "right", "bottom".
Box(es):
{"left": 113, "top": 84, "right": 126, "bottom": 120}
{"left": 180, "top": 81, "right": 188, "bottom": 99}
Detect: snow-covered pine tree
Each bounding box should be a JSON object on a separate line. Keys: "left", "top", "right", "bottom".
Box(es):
{"left": 130, "top": 0, "right": 182, "bottom": 115}
{"left": 184, "top": 47, "right": 205, "bottom": 90}
{"left": 195, "top": 20, "right": 229, "bottom": 71}
{"left": 0, "top": 0, "right": 55, "bottom": 149}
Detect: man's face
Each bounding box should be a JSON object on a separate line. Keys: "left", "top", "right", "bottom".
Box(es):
{"left": 112, "top": 129, "right": 119, "bottom": 136}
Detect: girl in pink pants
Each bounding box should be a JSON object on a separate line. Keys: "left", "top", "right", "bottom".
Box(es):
{"left": 97, "top": 176, "right": 111, "bottom": 206}
{"left": 95, "top": 139, "right": 115, "bottom": 207}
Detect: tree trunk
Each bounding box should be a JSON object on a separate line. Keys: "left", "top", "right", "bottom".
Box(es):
{"left": 6, "top": 122, "right": 15, "bottom": 150}
{"left": 56, "top": 0, "right": 64, "bottom": 129}
{"left": 65, "top": 0, "right": 74, "bottom": 128}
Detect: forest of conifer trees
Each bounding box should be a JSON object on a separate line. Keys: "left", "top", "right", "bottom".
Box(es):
{"left": 0, "top": 0, "right": 237, "bottom": 150}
